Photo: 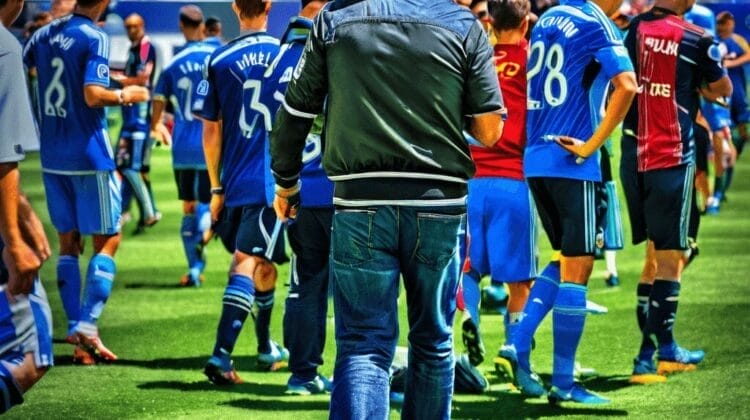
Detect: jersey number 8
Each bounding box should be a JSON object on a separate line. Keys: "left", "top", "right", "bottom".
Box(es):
{"left": 527, "top": 41, "right": 568, "bottom": 108}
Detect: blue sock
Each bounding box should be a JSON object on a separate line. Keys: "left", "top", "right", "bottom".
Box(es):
{"left": 551, "top": 282, "right": 588, "bottom": 391}
{"left": 195, "top": 203, "right": 211, "bottom": 273}
{"left": 513, "top": 261, "right": 560, "bottom": 371}
{"left": 724, "top": 167, "right": 734, "bottom": 194}
{"left": 462, "top": 270, "right": 481, "bottom": 324}
{"left": 255, "top": 289, "right": 274, "bottom": 354}
{"left": 713, "top": 176, "right": 724, "bottom": 201}
{"left": 57, "top": 255, "right": 81, "bottom": 334}
{"left": 180, "top": 214, "right": 199, "bottom": 273}
{"left": 636, "top": 283, "right": 656, "bottom": 360}
{"left": 0, "top": 364, "right": 23, "bottom": 414}
{"left": 648, "top": 280, "right": 680, "bottom": 350}
{"left": 212, "top": 274, "right": 255, "bottom": 368}
{"left": 79, "top": 254, "right": 115, "bottom": 326}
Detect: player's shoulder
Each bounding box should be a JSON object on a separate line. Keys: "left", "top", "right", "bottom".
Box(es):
{"left": 209, "top": 32, "right": 279, "bottom": 68}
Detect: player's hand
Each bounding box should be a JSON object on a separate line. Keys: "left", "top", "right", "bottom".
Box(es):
{"left": 122, "top": 86, "right": 150, "bottom": 104}
{"left": 210, "top": 193, "right": 224, "bottom": 223}
{"left": 151, "top": 122, "right": 172, "bottom": 146}
{"left": 555, "top": 136, "right": 591, "bottom": 164}
{"left": 273, "top": 184, "right": 300, "bottom": 222}
{"left": 3, "top": 242, "right": 41, "bottom": 296}
{"left": 18, "top": 194, "right": 51, "bottom": 261}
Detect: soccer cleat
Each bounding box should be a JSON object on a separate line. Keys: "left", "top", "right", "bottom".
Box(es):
{"left": 285, "top": 374, "right": 333, "bottom": 395}
{"left": 585, "top": 299, "right": 608, "bottom": 315}
{"left": 657, "top": 345, "right": 704, "bottom": 375}
{"left": 605, "top": 274, "right": 620, "bottom": 287}
{"left": 179, "top": 273, "right": 205, "bottom": 287}
{"left": 75, "top": 332, "right": 118, "bottom": 362}
{"left": 72, "top": 346, "right": 96, "bottom": 365}
{"left": 548, "top": 383, "right": 610, "bottom": 405}
{"left": 705, "top": 197, "right": 720, "bottom": 215}
{"left": 481, "top": 284, "right": 508, "bottom": 315}
{"left": 493, "top": 354, "right": 514, "bottom": 382}
{"left": 629, "top": 357, "right": 667, "bottom": 384}
{"left": 461, "top": 318, "right": 486, "bottom": 366}
{"left": 498, "top": 345, "right": 545, "bottom": 397}
{"left": 204, "top": 359, "right": 244, "bottom": 385}
{"left": 256, "top": 341, "right": 289, "bottom": 371}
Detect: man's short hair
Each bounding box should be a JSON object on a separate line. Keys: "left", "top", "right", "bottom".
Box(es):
{"left": 179, "top": 4, "right": 204, "bottom": 27}
{"left": 234, "top": 0, "right": 266, "bottom": 19}
{"left": 716, "top": 11, "right": 734, "bottom": 25}
{"left": 205, "top": 16, "right": 221, "bottom": 30}
{"left": 77, "top": 0, "right": 107, "bottom": 8}
{"left": 489, "top": 0, "right": 530, "bottom": 31}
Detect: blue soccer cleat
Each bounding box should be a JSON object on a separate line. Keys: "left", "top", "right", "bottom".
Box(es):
{"left": 548, "top": 383, "right": 610, "bottom": 405}
{"left": 657, "top": 344, "right": 704, "bottom": 375}
{"left": 498, "top": 345, "right": 546, "bottom": 397}
{"left": 605, "top": 274, "right": 620, "bottom": 287}
{"left": 285, "top": 374, "right": 333, "bottom": 395}
{"left": 257, "top": 340, "right": 289, "bottom": 371}
{"left": 629, "top": 357, "right": 667, "bottom": 385}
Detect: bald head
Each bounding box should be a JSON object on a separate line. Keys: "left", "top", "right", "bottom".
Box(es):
{"left": 124, "top": 13, "right": 145, "bottom": 42}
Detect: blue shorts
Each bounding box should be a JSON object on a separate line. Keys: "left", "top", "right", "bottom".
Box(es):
{"left": 0, "top": 279, "right": 54, "bottom": 369}
{"left": 466, "top": 178, "right": 537, "bottom": 282}
{"left": 43, "top": 171, "right": 121, "bottom": 235}
{"left": 641, "top": 164, "right": 695, "bottom": 251}
{"left": 620, "top": 135, "right": 648, "bottom": 245}
{"left": 173, "top": 169, "right": 210, "bottom": 203}
{"left": 214, "top": 205, "right": 288, "bottom": 264}
{"left": 528, "top": 177, "right": 600, "bottom": 257}
{"left": 700, "top": 99, "right": 732, "bottom": 131}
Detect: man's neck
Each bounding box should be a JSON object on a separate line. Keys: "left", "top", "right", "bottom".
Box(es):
{"left": 239, "top": 15, "right": 267, "bottom": 33}
{"left": 74, "top": 6, "right": 102, "bottom": 22}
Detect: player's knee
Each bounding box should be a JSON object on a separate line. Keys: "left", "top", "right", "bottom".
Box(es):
{"left": 254, "top": 261, "right": 277, "bottom": 292}
{"left": 183, "top": 201, "right": 196, "bottom": 215}
{"left": 92, "top": 233, "right": 121, "bottom": 256}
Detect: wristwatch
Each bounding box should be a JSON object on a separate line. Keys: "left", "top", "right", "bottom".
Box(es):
{"left": 210, "top": 186, "right": 224, "bottom": 195}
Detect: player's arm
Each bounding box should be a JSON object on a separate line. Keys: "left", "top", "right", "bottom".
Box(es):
{"left": 723, "top": 35, "right": 750, "bottom": 69}
{"left": 83, "top": 84, "right": 150, "bottom": 108}
{"left": 468, "top": 112, "right": 504, "bottom": 147}
{"left": 114, "top": 45, "right": 156, "bottom": 87}
{"left": 698, "top": 35, "right": 733, "bottom": 102}
{"left": 201, "top": 117, "right": 224, "bottom": 221}
{"left": 150, "top": 97, "right": 171, "bottom": 146}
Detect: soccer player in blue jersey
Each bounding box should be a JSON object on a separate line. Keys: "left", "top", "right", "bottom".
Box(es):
{"left": 0, "top": 0, "right": 53, "bottom": 412}
{"left": 515, "top": 0, "right": 637, "bottom": 404}
{"left": 194, "top": 0, "right": 288, "bottom": 385}
{"left": 114, "top": 13, "right": 160, "bottom": 234}
{"left": 23, "top": 0, "right": 150, "bottom": 364}
{"left": 151, "top": 5, "right": 216, "bottom": 287}
{"left": 267, "top": 0, "right": 333, "bottom": 396}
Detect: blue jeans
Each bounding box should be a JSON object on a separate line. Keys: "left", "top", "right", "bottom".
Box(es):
{"left": 329, "top": 206, "right": 465, "bottom": 420}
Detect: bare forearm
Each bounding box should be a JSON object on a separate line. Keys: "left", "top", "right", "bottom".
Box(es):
{"left": 202, "top": 120, "right": 223, "bottom": 188}
{"left": 0, "top": 163, "right": 22, "bottom": 247}
{"left": 588, "top": 72, "right": 637, "bottom": 152}
{"left": 151, "top": 99, "right": 166, "bottom": 130}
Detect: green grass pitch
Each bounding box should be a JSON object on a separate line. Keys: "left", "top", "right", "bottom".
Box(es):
{"left": 7, "top": 125, "right": 750, "bottom": 419}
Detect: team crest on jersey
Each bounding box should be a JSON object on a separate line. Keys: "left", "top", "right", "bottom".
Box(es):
{"left": 97, "top": 64, "right": 109, "bottom": 80}
{"left": 197, "top": 80, "right": 209, "bottom": 95}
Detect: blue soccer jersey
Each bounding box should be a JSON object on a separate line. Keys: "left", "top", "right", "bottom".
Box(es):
{"left": 524, "top": 0, "right": 633, "bottom": 181}
{"left": 23, "top": 14, "right": 114, "bottom": 172}
{"left": 154, "top": 41, "right": 216, "bottom": 169}
{"left": 684, "top": 4, "right": 716, "bottom": 35}
{"left": 193, "top": 32, "right": 281, "bottom": 207}
{"left": 269, "top": 17, "right": 333, "bottom": 208}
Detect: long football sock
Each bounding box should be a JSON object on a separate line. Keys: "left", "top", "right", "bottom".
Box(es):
{"left": 636, "top": 283, "right": 656, "bottom": 360}
{"left": 254, "top": 289, "right": 274, "bottom": 354}
{"left": 551, "top": 283, "right": 587, "bottom": 391}
{"left": 195, "top": 202, "right": 211, "bottom": 273}
{"left": 604, "top": 251, "right": 618, "bottom": 277}
{"left": 78, "top": 254, "right": 115, "bottom": 334}
{"left": 462, "top": 270, "right": 482, "bottom": 325}
{"left": 123, "top": 169, "right": 154, "bottom": 221}
{"left": 181, "top": 214, "right": 199, "bottom": 272}
{"left": 513, "top": 261, "right": 560, "bottom": 371}
{"left": 648, "top": 280, "right": 680, "bottom": 349}
{"left": 57, "top": 255, "right": 81, "bottom": 333}
{"left": 713, "top": 176, "right": 724, "bottom": 201}
{"left": 505, "top": 311, "right": 522, "bottom": 344}
{"left": 0, "top": 364, "right": 23, "bottom": 414}
{"left": 212, "top": 274, "right": 254, "bottom": 369}
{"left": 724, "top": 167, "right": 734, "bottom": 195}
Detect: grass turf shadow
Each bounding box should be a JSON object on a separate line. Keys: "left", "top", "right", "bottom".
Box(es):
{"left": 137, "top": 380, "right": 287, "bottom": 397}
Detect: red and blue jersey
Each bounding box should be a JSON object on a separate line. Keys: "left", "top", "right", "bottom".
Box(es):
{"left": 470, "top": 39, "right": 527, "bottom": 180}
{"left": 23, "top": 14, "right": 115, "bottom": 172}
{"left": 623, "top": 10, "right": 725, "bottom": 172}
{"left": 193, "top": 32, "right": 281, "bottom": 207}
{"left": 153, "top": 41, "right": 216, "bottom": 169}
